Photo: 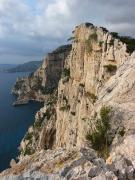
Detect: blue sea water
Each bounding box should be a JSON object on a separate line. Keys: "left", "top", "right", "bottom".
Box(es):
{"left": 0, "top": 72, "right": 42, "bottom": 172}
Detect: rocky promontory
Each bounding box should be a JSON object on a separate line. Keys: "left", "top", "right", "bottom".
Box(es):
{"left": 1, "top": 23, "right": 135, "bottom": 179}
{"left": 12, "top": 44, "right": 72, "bottom": 105}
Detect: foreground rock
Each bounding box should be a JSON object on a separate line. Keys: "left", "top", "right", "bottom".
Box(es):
{"left": 0, "top": 148, "right": 119, "bottom": 180}
{"left": 2, "top": 148, "right": 135, "bottom": 179}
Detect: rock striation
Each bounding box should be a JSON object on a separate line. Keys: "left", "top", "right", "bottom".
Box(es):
{"left": 1, "top": 23, "right": 135, "bottom": 179}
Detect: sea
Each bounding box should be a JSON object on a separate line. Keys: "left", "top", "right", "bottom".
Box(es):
{"left": 0, "top": 72, "right": 42, "bottom": 172}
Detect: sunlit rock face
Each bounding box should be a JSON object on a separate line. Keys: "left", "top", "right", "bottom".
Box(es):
{"left": 2, "top": 23, "right": 135, "bottom": 179}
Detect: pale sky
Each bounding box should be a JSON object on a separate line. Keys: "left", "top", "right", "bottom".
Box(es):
{"left": 0, "top": 0, "right": 134, "bottom": 64}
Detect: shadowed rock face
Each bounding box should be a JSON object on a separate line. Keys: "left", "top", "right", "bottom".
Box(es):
{"left": 2, "top": 23, "right": 135, "bottom": 179}
{"left": 12, "top": 44, "right": 72, "bottom": 104}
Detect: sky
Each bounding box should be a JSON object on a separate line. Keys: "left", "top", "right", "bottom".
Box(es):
{"left": 0, "top": 0, "right": 134, "bottom": 64}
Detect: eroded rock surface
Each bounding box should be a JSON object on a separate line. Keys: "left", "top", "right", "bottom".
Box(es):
{"left": 1, "top": 23, "right": 135, "bottom": 179}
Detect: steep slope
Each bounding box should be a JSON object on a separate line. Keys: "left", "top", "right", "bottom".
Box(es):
{"left": 1, "top": 23, "right": 135, "bottom": 179}
{"left": 55, "top": 23, "right": 129, "bottom": 149}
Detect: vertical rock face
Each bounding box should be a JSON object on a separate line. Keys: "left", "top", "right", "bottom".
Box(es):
{"left": 4, "top": 22, "right": 135, "bottom": 179}
{"left": 17, "top": 23, "right": 135, "bottom": 156}
{"left": 34, "top": 45, "right": 72, "bottom": 92}
{"left": 12, "top": 44, "right": 72, "bottom": 103}
{"left": 56, "top": 23, "right": 129, "bottom": 149}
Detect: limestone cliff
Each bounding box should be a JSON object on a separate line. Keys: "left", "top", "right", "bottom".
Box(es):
{"left": 1, "top": 23, "right": 135, "bottom": 179}
{"left": 12, "top": 44, "right": 72, "bottom": 104}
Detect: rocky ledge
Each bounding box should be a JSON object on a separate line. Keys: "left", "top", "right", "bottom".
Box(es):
{"left": 1, "top": 147, "right": 134, "bottom": 180}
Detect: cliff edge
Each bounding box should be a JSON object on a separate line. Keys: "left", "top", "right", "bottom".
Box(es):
{"left": 1, "top": 23, "right": 135, "bottom": 180}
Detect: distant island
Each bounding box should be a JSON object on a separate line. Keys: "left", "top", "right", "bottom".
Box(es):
{"left": 0, "top": 61, "right": 42, "bottom": 73}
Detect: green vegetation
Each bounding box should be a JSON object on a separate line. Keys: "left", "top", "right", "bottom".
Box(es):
{"left": 110, "top": 32, "right": 135, "bottom": 54}
{"left": 24, "top": 146, "right": 35, "bottom": 156}
{"left": 43, "top": 87, "right": 56, "bottom": 95}
{"left": 67, "top": 37, "right": 75, "bottom": 42}
{"left": 62, "top": 68, "right": 70, "bottom": 83}
{"left": 100, "top": 27, "right": 108, "bottom": 33}
{"left": 109, "top": 39, "right": 114, "bottom": 46}
{"left": 90, "top": 33, "right": 98, "bottom": 41}
{"left": 60, "top": 96, "right": 70, "bottom": 111}
{"left": 104, "top": 64, "right": 117, "bottom": 73}
{"left": 79, "top": 83, "right": 85, "bottom": 88}
{"left": 59, "top": 105, "right": 70, "bottom": 111}
{"left": 52, "top": 44, "right": 72, "bottom": 54}
{"left": 24, "top": 132, "right": 33, "bottom": 141}
{"left": 34, "top": 109, "right": 52, "bottom": 128}
{"left": 14, "top": 80, "right": 24, "bottom": 90}
{"left": 85, "top": 92, "right": 97, "bottom": 104}
{"left": 85, "top": 22, "right": 94, "bottom": 27}
{"left": 85, "top": 39, "right": 93, "bottom": 54}
{"left": 99, "top": 41, "right": 103, "bottom": 47}
{"left": 110, "top": 32, "right": 119, "bottom": 38}
{"left": 107, "top": 88, "right": 112, "bottom": 93}
{"left": 34, "top": 117, "right": 44, "bottom": 128}
{"left": 119, "top": 36, "right": 135, "bottom": 54}
{"left": 86, "top": 106, "right": 111, "bottom": 159}
{"left": 71, "top": 111, "right": 76, "bottom": 116}
{"left": 62, "top": 68, "right": 70, "bottom": 78}
{"left": 85, "top": 32, "right": 98, "bottom": 54}
{"left": 118, "top": 127, "right": 125, "bottom": 137}
{"left": 31, "top": 77, "right": 42, "bottom": 91}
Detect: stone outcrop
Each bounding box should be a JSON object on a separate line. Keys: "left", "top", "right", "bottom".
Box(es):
{"left": 1, "top": 23, "right": 135, "bottom": 179}
{"left": 12, "top": 44, "right": 72, "bottom": 104}
{"left": 0, "top": 148, "right": 119, "bottom": 180}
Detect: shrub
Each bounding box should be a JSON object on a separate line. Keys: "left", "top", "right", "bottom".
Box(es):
{"left": 79, "top": 83, "right": 85, "bottom": 88}
{"left": 86, "top": 106, "right": 111, "bottom": 159}
{"left": 90, "top": 33, "right": 98, "bottom": 41}
{"left": 109, "top": 39, "right": 114, "bottom": 46}
{"left": 85, "top": 92, "right": 97, "bottom": 104}
{"left": 110, "top": 32, "right": 135, "bottom": 54}
{"left": 62, "top": 68, "right": 70, "bottom": 78}
{"left": 62, "top": 77, "right": 70, "bottom": 84}
{"left": 59, "top": 105, "right": 70, "bottom": 111}
{"left": 34, "top": 110, "right": 52, "bottom": 128}
{"left": 85, "top": 39, "right": 93, "bottom": 54}
{"left": 85, "top": 22, "right": 94, "bottom": 27}
{"left": 63, "top": 96, "right": 68, "bottom": 103}
{"left": 119, "top": 36, "right": 135, "bottom": 54}
{"left": 104, "top": 64, "right": 117, "bottom": 73}
{"left": 100, "top": 27, "right": 108, "bottom": 33}
{"left": 71, "top": 111, "right": 76, "bottom": 116}
{"left": 110, "top": 32, "right": 119, "bottom": 38}
{"left": 34, "top": 118, "right": 44, "bottom": 128}
{"left": 85, "top": 32, "right": 98, "bottom": 54}
{"left": 107, "top": 88, "right": 112, "bottom": 93}
{"left": 60, "top": 96, "right": 70, "bottom": 111}
{"left": 24, "top": 132, "right": 33, "bottom": 141}
{"left": 67, "top": 37, "right": 75, "bottom": 42}
{"left": 53, "top": 44, "right": 72, "bottom": 54}
{"left": 100, "top": 106, "right": 111, "bottom": 130}
{"left": 118, "top": 127, "right": 125, "bottom": 137}
{"left": 24, "top": 146, "right": 35, "bottom": 156}
{"left": 99, "top": 41, "right": 103, "bottom": 47}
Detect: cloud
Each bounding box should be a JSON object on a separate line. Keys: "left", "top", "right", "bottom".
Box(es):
{"left": 0, "top": 0, "right": 134, "bottom": 63}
